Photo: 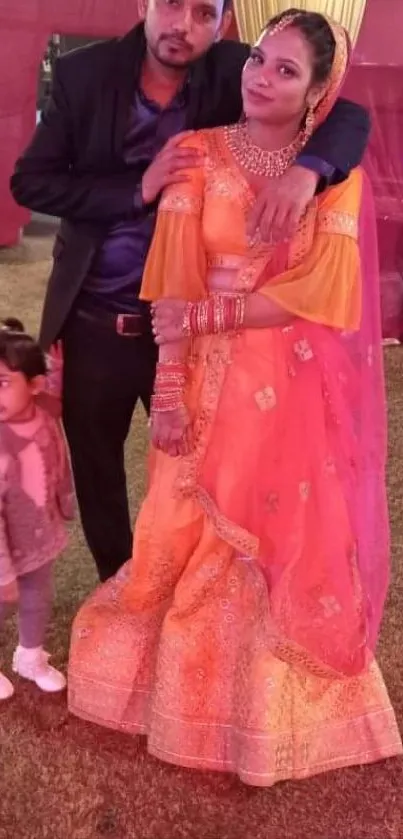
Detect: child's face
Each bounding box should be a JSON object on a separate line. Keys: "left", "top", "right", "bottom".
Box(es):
{"left": 0, "top": 361, "right": 41, "bottom": 422}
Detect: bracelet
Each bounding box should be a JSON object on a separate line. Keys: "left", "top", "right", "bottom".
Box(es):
{"left": 151, "top": 392, "right": 184, "bottom": 413}
{"left": 151, "top": 360, "right": 187, "bottom": 415}
{"left": 182, "top": 294, "right": 246, "bottom": 338}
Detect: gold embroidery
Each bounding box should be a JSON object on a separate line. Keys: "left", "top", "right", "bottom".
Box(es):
{"left": 254, "top": 386, "right": 277, "bottom": 412}
{"left": 159, "top": 194, "right": 203, "bottom": 214}
{"left": 196, "top": 486, "right": 259, "bottom": 558}
{"left": 175, "top": 337, "right": 232, "bottom": 498}
{"left": 293, "top": 339, "right": 314, "bottom": 362}
{"left": 68, "top": 119, "right": 403, "bottom": 788}
{"left": 318, "top": 210, "right": 358, "bottom": 239}
{"left": 266, "top": 492, "right": 280, "bottom": 514}
{"left": 314, "top": 22, "right": 349, "bottom": 128}
{"left": 207, "top": 254, "right": 244, "bottom": 270}
{"left": 323, "top": 457, "right": 336, "bottom": 476}
{"left": 299, "top": 482, "right": 310, "bottom": 501}
{"left": 319, "top": 596, "right": 342, "bottom": 618}
{"left": 205, "top": 177, "right": 233, "bottom": 198}
{"left": 288, "top": 202, "right": 317, "bottom": 268}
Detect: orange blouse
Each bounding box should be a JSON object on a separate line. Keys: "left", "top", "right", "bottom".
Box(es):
{"left": 141, "top": 128, "right": 362, "bottom": 331}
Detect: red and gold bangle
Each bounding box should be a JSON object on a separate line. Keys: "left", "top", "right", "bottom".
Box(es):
{"left": 182, "top": 294, "right": 246, "bottom": 338}
{"left": 151, "top": 360, "right": 187, "bottom": 415}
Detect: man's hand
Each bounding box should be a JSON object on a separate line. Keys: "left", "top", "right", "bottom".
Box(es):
{"left": 247, "top": 166, "right": 319, "bottom": 245}
{"left": 142, "top": 131, "right": 203, "bottom": 205}
{"left": 152, "top": 299, "right": 187, "bottom": 345}
{"left": 151, "top": 407, "right": 193, "bottom": 458}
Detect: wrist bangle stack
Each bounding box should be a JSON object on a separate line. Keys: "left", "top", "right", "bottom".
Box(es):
{"left": 150, "top": 360, "right": 187, "bottom": 414}
{"left": 182, "top": 294, "right": 246, "bottom": 338}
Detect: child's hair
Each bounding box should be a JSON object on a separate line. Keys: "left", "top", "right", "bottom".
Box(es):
{"left": 0, "top": 319, "right": 47, "bottom": 379}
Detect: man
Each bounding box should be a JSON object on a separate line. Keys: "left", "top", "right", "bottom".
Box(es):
{"left": 10, "top": 0, "right": 370, "bottom": 582}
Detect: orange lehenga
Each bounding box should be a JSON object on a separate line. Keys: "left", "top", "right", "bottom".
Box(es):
{"left": 68, "top": 125, "right": 402, "bottom": 784}
{"left": 68, "top": 9, "right": 402, "bottom": 786}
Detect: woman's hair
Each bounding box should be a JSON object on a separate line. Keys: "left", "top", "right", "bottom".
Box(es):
{"left": 0, "top": 318, "right": 47, "bottom": 379}
{"left": 265, "top": 9, "right": 337, "bottom": 85}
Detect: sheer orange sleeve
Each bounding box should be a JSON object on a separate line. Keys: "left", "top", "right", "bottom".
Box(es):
{"left": 260, "top": 168, "right": 363, "bottom": 331}
{"left": 140, "top": 136, "right": 207, "bottom": 303}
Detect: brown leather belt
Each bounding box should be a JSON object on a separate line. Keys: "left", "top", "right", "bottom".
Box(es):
{"left": 76, "top": 307, "right": 149, "bottom": 337}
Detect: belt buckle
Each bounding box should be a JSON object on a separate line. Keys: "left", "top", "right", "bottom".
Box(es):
{"left": 116, "top": 313, "right": 141, "bottom": 337}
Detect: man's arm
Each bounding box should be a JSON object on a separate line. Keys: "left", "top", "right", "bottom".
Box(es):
{"left": 297, "top": 98, "right": 371, "bottom": 186}
{"left": 10, "top": 59, "right": 141, "bottom": 223}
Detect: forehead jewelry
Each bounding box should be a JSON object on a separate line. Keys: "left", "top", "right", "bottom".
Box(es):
{"left": 267, "top": 13, "right": 296, "bottom": 36}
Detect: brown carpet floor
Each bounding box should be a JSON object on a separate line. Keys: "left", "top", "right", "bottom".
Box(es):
{"left": 0, "top": 229, "right": 402, "bottom": 839}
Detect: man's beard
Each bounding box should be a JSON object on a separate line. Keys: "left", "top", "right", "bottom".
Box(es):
{"left": 151, "top": 38, "right": 195, "bottom": 70}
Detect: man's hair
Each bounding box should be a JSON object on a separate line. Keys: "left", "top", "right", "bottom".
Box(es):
{"left": 223, "top": 0, "right": 232, "bottom": 9}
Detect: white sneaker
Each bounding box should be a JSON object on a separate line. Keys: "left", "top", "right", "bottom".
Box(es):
{"left": 12, "top": 646, "right": 66, "bottom": 693}
{"left": 0, "top": 670, "right": 14, "bottom": 700}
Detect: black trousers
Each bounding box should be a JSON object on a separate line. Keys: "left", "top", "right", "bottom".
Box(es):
{"left": 62, "top": 312, "right": 157, "bottom": 581}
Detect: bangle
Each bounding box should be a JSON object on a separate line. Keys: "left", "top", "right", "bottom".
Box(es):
{"left": 151, "top": 360, "right": 187, "bottom": 415}
{"left": 182, "top": 294, "right": 246, "bottom": 338}
{"left": 151, "top": 391, "right": 184, "bottom": 413}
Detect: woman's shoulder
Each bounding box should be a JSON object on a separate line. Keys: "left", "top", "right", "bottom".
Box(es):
{"left": 177, "top": 126, "right": 227, "bottom": 154}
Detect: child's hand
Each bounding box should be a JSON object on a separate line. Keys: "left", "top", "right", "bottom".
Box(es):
{"left": 48, "top": 341, "right": 63, "bottom": 366}
{"left": 45, "top": 342, "right": 64, "bottom": 402}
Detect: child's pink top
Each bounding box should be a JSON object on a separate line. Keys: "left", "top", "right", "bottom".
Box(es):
{"left": 0, "top": 403, "right": 74, "bottom": 594}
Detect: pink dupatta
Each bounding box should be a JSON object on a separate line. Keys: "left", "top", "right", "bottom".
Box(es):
{"left": 196, "top": 19, "right": 389, "bottom": 677}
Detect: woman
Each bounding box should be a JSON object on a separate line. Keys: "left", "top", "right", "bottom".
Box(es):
{"left": 69, "top": 10, "right": 402, "bottom": 786}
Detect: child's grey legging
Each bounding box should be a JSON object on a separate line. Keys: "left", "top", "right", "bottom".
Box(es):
{"left": 0, "top": 562, "right": 53, "bottom": 649}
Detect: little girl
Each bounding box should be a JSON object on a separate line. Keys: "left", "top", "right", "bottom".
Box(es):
{"left": 0, "top": 318, "right": 74, "bottom": 700}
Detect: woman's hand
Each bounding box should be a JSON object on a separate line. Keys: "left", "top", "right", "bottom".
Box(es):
{"left": 248, "top": 166, "right": 318, "bottom": 244}
{"left": 150, "top": 407, "right": 193, "bottom": 457}
{"left": 152, "top": 299, "right": 188, "bottom": 345}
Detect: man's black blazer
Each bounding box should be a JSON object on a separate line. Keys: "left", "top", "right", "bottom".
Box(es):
{"left": 10, "top": 23, "right": 370, "bottom": 349}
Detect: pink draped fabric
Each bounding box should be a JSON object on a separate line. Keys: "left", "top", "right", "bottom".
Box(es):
{"left": 343, "top": 63, "right": 403, "bottom": 339}
{"left": 199, "top": 173, "right": 388, "bottom": 676}
{"left": 345, "top": 173, "right": 389, "bottom": 648}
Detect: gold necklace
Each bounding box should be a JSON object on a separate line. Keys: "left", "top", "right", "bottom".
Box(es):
{"left": 224, "top": 122, "right": 303, "bottom": 179}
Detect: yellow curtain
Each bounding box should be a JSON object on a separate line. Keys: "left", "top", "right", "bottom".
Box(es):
{"left": 233, "top": 0, "right": 367, "bottom": 46}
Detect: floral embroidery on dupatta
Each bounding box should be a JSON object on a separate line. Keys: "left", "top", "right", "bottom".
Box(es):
{"left": 174, "top": 128, "right": 319, "bottom": 563}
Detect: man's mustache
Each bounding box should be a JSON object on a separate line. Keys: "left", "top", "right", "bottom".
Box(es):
{"left": 159, "top": 34, "right": 192, "bottom": 50}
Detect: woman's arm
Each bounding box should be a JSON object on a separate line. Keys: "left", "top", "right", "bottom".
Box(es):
{"left": 150, "top": 339, "right": 192, "bottom": 457}
{"left": 158, "top": 340, "right": 189, "bottom": 364}
{"left": 143, "top": 135, "right": 207, "bottom": 456}
{"left": 154, "top": 170, "right": 363, "bottom": 344}
{"left": 153, "top": 292, "right": 292, "bottom": 342}
{"left": 242, "top": 294, "right": 292, "bottom": 330}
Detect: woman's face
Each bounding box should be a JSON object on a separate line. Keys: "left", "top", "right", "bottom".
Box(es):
{"left": 242, "top": 25, "right": 322, "bottom": 126}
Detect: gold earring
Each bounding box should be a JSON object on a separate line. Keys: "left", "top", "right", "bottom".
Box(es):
{"left": 303, "top": 105, "right": 315, "bottom": 142}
